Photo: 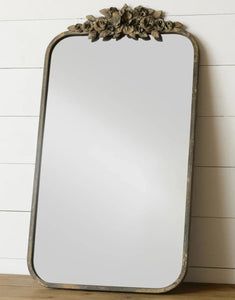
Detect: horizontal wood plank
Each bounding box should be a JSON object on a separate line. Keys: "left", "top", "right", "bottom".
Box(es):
{"left": 170, "top": 14, "right": 235, "bottom": 66}
{"left": 0, "top": 212, "right": 30, "bottom": 259}
{"left": 198, "top": 66, "right": 235, "bottom": 116}
{"left": 0, "top": 15, "right": 235, "bottom": 67}
{"left": 189, "top": 217, "right": 235, "bottom": 269}
{"left": 0, "top": 117, "right": 38, "bottom": 163}
{"left": 0, "top": 19, "right": 76, "bottom": 68}
{"left": 0, "top": 259, "right": 29, "bottom": 275}
{"left": 186, "top": 267, "right": 235, "bottom": 284}
{"left": 0, "top": 69, "right": 42, "bottom": 116}
{"left": 0, "top": 274, "right": 34, "bottom": 286}
{"left": 192, "top": 167, "right": 235, "bottom": 218}
{"left": 0, "top": 0, "right": 235, "bottom": 20}
{"left": 195, "top": 117, "right": 235, "bottom": 167}
{"left": 0, "top": 164, "right": 34, "bottom": 211}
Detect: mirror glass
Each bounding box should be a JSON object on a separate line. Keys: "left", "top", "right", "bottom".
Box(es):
{"left": 31, "top": 34, "right": 196, "bottom": 291}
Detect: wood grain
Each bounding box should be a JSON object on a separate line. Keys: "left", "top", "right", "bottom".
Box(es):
{"left": 0, "top": 274, "right": 234, "bottom": 299}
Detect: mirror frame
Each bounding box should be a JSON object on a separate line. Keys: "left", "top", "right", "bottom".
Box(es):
{"left": 28, "top": 6, "right": 199, "bottom": 294}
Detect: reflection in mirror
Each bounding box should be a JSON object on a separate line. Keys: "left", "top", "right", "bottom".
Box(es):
{"left": 28, "top": 6, "right": 199, "bottom": 294}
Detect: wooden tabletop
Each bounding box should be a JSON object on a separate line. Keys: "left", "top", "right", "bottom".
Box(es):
{"left": 0, "top": 274, "right": 235, "bottom": 299}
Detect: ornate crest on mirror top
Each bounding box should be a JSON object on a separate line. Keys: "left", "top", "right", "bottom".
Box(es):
{"left": 67, "top": 4, "right": 185, "bottom": 42}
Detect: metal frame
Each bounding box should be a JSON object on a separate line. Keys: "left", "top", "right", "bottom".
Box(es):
{"left": 27, "top": 28, "right": 199, "bottom": 294}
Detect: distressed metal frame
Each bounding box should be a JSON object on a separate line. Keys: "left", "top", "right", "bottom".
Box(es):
{"left": 27, "top": 11, "right": 199, "bottom": 294}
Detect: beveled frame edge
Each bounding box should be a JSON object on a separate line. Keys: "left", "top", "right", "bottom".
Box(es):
{"left": 27, "top": 30, "right": 200, "bottom": 294}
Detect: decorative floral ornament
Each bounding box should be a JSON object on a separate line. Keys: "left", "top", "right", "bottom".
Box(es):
{"left": 67, "top": 4, "right": 184, "bottom": 42}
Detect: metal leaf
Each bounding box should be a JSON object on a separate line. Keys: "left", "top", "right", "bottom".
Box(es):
{"left": 86, "top": 15, "right": 96, "bottom": 22}
{"left": 138, "top": 32, "right": 149, "bottom": 39}
{"left": 99, "top": 30, "right": 111, "bottom": 38}
{"left": 88, "top": 31, "right": 98, "bottom": 42}
{"left": 115, "top": 33, "right": 125, "bottom": 40}
{"left": 128, "top": 32, "right": 138, "bottom": 40}
{"left": 67, "top": 25, "right": 77, "bottom": 32}
{"left": 111, "top": 11, "right": 121, "bottom": 26}
{"left": 174, "top": 21, "right": 184, "bottom": 29}
{"left": 151, "top": 30, "right": 160, "bottom": 40}
{"left": 165, "top": 21, "right": 173, "bottom": 32}
{"left": 153, "top": 10, "right": 162, "bottom": 18}
{"left": 103, "top": 35, "right": 112, "bottom": 41}
{"left": 140, "top": 34, "right": 150, "bottom": 41}
{"left": 99, "top": 8, "right": 111, "bottom": 18}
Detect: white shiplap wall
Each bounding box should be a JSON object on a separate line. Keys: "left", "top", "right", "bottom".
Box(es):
{"left": 0, "top": 0, "right": 235, "bottom": 283}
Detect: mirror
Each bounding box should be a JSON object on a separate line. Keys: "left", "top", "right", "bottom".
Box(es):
{"left": 28, "top": 6, "right": 199, "bottom": 294}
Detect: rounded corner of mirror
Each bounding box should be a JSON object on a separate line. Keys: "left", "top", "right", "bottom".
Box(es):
{"left": 43, "top": 31, "right": 86, "bottom": 66}
{"left": 168, "top": 30, "right": 199, "bottom": 66}
{"left": 43, "top": 32, "right": 71, "bottom": 62}
{"left": 166, "top": 259, "right": 188, "bottom": 293}
{"left": 124, "top": 256, "right": 188, "bottom": 294}
{"left": 153, "top": 257, "right": 188, "bottom": 294}
{"left": 182, "top": 31, "right": 200, "bottom": 63}
{"left": 27, "top": 252, "right": 50, "bottom": 288}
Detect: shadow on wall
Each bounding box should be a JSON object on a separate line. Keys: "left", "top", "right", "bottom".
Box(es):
{"left": 187, "top": 37, "right": 233, "bottom": 281}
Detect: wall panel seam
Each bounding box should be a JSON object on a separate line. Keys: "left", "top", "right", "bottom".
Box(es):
{"left": 0, "top": 13, "right": 235, "bottom": 22}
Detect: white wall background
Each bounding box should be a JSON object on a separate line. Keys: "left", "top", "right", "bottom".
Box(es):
{"left": 0, "top": 0, "right": 235, "bottom": 284}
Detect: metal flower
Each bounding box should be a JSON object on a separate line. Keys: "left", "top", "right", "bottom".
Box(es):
{"left": 140, "top": 16, "right": 156, "bottom": 33}
{"left": 67, "top": 4, "right": 185, "bottom": 42}
{"left": 93, "top": 17, "right": 108, "bottom": 32}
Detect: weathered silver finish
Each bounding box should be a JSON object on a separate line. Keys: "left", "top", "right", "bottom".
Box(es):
{"left": 27, "top": 6, "right": 199, "bottom": 294}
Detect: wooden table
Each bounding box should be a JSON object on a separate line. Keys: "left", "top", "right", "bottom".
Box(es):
{"left": 0, "top": 275, "right": 234, "bottom": 299}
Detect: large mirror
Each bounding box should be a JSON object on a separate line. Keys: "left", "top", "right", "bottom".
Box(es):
{"left": 28, "top": 5, "right": 199, "bottom": 293}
